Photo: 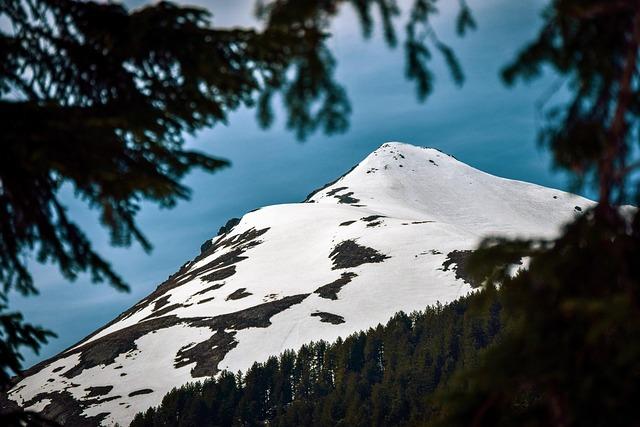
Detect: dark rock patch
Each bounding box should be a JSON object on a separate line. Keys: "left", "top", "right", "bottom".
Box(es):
{"left": 152, "top": 295, "right": 171, "bottom": 312}
{"left": 194, "top": 283, "right": 225, "bottom": 297}
{"left": 339, "top": 220, "right": 356, "bottom": 226}
{"left": 361, "top": 215, "right": 385, "bottom": 222}
{"left": 174, "top": 332, "right": 236, "bottom": 378}
{"left": 412, "top": 220, "right": 434, "bottom": 224}
{"left": 142, "top": 303, "right": 182, "bottom": 321}
{"left": 174, "top": 294, "right": 310, "bottom": 377}
{"left": 429, "top": 159, "right": 438, "bottom": 166}
{"left": 329, "top": 240, "right": 390, "bottom": 270}
{"left": 574, "top": 206, "right": 582, "bottom": 212}
{"left": 84, "top": 386, "right": 113, "bottom": 399}
{"left": 263, "top": 293, "right": 278, "bottom": 301}
{"left": 315, "top": 272, "right": 358, "bottom": 300}
{"left": 200, "top": 239, "right": 214, "bottom": 254}
{"left": 326, "top": 186, "right": 349, "bottom": 196}
{"left": 198, "top": 296, "right": 216, "bottom": 304}
{"left": 216, "top": 217, "right": 241, "bottom": 237}
{"left": 87, "top": 395, "right": 120, "bottom": 405}
{"left": 201, "top": 265, "right": 236, "bottom": 283}
{"left": 366, "top": 221, "right": 382, "bottom": 228}
{"left": 442, "top": 250, "right": 479, "bottom": 287}
{"left": 311, "top": 312, "right": 345, "bottom": 325}
{"left": 335, "top": 192, "right": 360, "bottom": 204}
{"left": 52, "top": 366, "right": 64, "bottom": 373}
{"left": 226, "top": 288, "right": 252, "bottom": 301}
{"left": 11, "top": 390, "right": 108, "bottom": 427}
{"left": 128, "top": 389, "right": 154, "bottom": 397}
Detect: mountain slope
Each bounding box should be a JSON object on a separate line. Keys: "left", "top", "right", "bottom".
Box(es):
{"left": 3, "top": 142, "right": 592, "bottom": 426}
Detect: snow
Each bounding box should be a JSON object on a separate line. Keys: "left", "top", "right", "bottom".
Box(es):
{"left": 7, "top": 142, "right": 593, "bottom": 426}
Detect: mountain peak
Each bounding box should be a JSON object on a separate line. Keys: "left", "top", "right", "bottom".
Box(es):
{"left": 309, "top": 143, "right": 589, "bottom": 239}
{"left": 4, "top": 142, "right": 592, "bottom": 427}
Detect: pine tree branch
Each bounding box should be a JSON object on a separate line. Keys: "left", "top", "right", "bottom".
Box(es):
{"left": 599, "top": 2, "right": 640, "bottom": 203}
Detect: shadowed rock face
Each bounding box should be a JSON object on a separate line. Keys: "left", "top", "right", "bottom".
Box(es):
{"left": 442, "top": 250, "right": 477, "bottom": 286}
{"left": 329, "top": 240, "right": 390, "bottom": 270}
{"left": 334, "top": 191, "right": 360, "bottom": 204}
{"left": 315, "top": 272, "right": 358, "bottom": 300}
{"left": 226, "top": 288, "right": 253, "bottom": 301}
{"left": 311, "top": 312, "right": 345, "bottom": 324}
{"left": 128, "top": 389, "right": 153, "bottom": 398}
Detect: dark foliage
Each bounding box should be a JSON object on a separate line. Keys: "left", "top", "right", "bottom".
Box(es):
{"left": 429, "top": 1, "right": 640, "bottom": 425}
{"left": 431, "top": 207, "right": 640, "bottom": 427}
{"left": 130, "top": 291, "right": 502, "bottom": 427}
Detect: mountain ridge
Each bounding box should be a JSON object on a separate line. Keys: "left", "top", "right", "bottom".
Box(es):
{"left": 3, "top": 142, "right": 592, "bottom": 426}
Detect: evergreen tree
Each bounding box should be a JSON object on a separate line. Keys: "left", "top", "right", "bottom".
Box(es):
{"left": 429, "top": 1, "right": 640, "bottom": 425}
{"left": 130, "top": 292, "right": 502, "bottom": 427}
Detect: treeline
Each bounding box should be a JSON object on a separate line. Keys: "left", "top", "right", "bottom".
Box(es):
{"left": 130, "top": 290, "right": 502, "bottom": 426}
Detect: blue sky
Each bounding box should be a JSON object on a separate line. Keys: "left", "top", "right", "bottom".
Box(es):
{"left": 14, "top": 0, "right": 575, "bottom": 368}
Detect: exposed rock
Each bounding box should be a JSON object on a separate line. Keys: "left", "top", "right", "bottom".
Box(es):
{"left": 442, "top": 250, "right": 478, "bottom": 287}
{"left": 193, "top": 283, "right": 225, "bottom": 297}
{"left": 226, "top": 288, "right": 252, "bottom": 301}
{"left": 84, "top": 386, "right": 113, "bottom": 399}
{"left": 152, "top": 295, "right": 171, "bottom": 312}
{"left": 361, "top": 215, "right": 386, "bottom": 222}
{"left": 329, "top": 240, "right": 390, "bottom": 270}
{"left": 314, "top": 272, "right": 358, "bottom": 300}
{"left": 326, "top": 186, "right": 349, "bottom": 196}
{"left": 174, "top": 294, "right": 310, "bottom": 377}
{"left": 216, "top": 217, "right": 241, "bottom": 237}
{"left": 201, "top": 265, "right": 236, "bottom": 283}
{"left": 142, "top": 303, "right": 182, "bottom": 321}
{"left": 128, "top": 389, "right": 153, "bottom": 397}
{"left": 335, "top": 192, "right": 360, "bottom": 204}
{"left": 311, "top": 312, "right": 345, "bottom": 325}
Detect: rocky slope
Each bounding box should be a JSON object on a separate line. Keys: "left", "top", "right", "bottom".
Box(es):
{"left": 3, "top": 142, "right": 592, "bottom": 426}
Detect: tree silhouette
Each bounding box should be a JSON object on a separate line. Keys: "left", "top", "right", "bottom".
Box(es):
{"left": 0, "top": 0, "right": 472, "bottom": 419}
{"left": 431, "top": 1, "right": 640, "bottom": 425}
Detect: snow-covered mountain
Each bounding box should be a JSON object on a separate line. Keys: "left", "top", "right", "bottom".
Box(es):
{"left": 3, "top": 142, "right": 592, "bottom": 426}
